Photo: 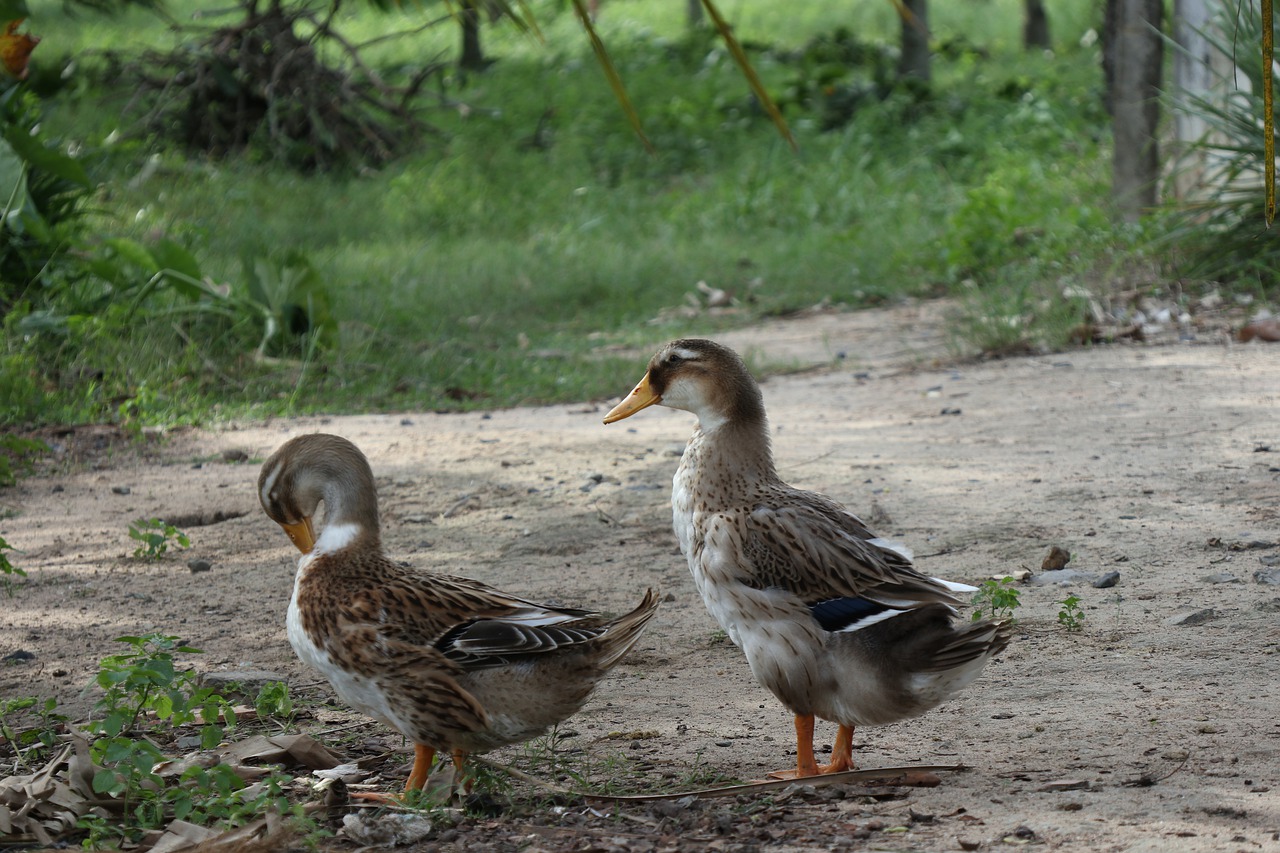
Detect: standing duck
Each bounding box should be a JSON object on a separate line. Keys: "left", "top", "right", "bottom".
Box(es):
{"left": 604, "top": 339, "right": 1011, "bottom": 779}
{"left": 258, "top": 433, "right": 659, "bottom": 793}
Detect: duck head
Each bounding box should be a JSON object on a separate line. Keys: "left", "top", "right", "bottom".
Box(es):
{"left": 603, "top": 338, "right": 765, "bottom": 432}
{"left": 258, "top": 433, "right": 380, "bottom": 554}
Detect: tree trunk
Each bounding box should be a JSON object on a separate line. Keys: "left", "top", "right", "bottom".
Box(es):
{"left": 1023, "top": 0, "right": 1051, "bottom": 49}
{"left": 687, "top": 0, "right": 704, "bottom": 28}
{"left": 898, "top": 0, "right": 931, "bottom": 82}
{"left": 1169, "top": 0, "right": 1235, "bottom": 198}
{"left": 459, "top": 1, "right": 486, "bottom": 72}
{"left": 1105, "top": 0, "right": 1164, "bottom": 220}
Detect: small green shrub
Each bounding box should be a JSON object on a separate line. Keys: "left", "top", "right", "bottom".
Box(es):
{"left": 253, "top": 681, "right": 294, "bottom": 721}
{"left": 89, "top": 634, "right": 230, "bottom": 738}
{"left": 79, "top": 634, "right": 311, "bottom": 849}
{"left": 1058, "top": 594, "right": 1085, "bottom": 632}
{"left": 128, "top": 518, "right": 190, "bottom": 560}
{"left": 971, "top": 576, "right": 1021, "bottom": 622}
{"left": 0, "top": 696, "right": 66, "bottom": 768}
{"left": 0, "top": 434, "right": 47, "bottom": 486}
{"left": 1163, "top": 0, "right": 1280, "bottom": 290}
{"left": 0, "top": 535, "right": 25, "bottom": 597}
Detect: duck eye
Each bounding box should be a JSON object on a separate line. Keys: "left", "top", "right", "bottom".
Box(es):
{"left": 666, "top": 353, "right": 684, "bottom": 366}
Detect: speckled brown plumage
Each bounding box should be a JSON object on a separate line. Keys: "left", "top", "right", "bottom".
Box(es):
{"left": 258, "top": 433, "right": 659, "bottom": 790}
{"left": 605, "top": 339, "right": 1012, "bottom": 778}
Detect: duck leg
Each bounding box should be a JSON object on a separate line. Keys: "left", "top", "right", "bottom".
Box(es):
{"left": 823, "top": 723, "right": 856, "bottom": 773}
{"left": 348, "top": 744, "right": 437, "bottom": 803}
{"left": 405, "top": 743, "right": 437, "bottom": 791}
{"left": 452, "top": 750, "right": 474, "bottom": 794}
{"left": 768, "top": 714, "right": 821, "bottom": 779}
{"left": 768, "top": 717, "right": 857, "bottom": 779}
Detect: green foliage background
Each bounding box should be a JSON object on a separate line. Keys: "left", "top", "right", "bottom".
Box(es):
{"left": 1, "top": 0, "right": 1246, "bottom": 429}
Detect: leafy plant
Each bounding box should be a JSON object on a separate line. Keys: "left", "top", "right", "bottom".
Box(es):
{"left": 253, "top": 681, "right": 294, "bottom": 721}
{"left": 1058, "top": 594, "right": 1085, "bottom": 632}
{"left": 79, "top": 634, "right": 298, "bottom": 848}
{"left": 0, "top": 696, "right": 66, "bottom": 768}
{"left": 0, "top": 534, "right": 25, "bottom": 596}
{"left": 971, "top": 576, "right": 1021, "bottom": 622}
{"left": 88, "top": 634, "right": 231, "bottom": 738}
{"left": 128, "top": 518, "right": 190, "bottom": 560}
{"left": 1163, "top": 0, "right": 1280, "bottom": 289}
{"left": 0, "top": 433, "right": 46, "bottom": 485}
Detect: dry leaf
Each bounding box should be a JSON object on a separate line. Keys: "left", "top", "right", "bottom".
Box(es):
{"left": 221, "top": 733, "right": 342, "bottom": 770}
{"left": 1238, "top": 319, "right": 1280, "bottom": 342}
{"left": 0, "top": 19, "right": 39, "bottom": 80}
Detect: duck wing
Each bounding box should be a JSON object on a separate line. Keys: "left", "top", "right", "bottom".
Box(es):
{"left": 344, "top": 566, "right": 611, "bottom": 670}
{"left": 736, "top": 490, "right": 963, "bottom": 609}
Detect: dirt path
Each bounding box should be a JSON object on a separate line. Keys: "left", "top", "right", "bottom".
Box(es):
{"left": 3, "top": 300, "right": 1279, "bottom": 851}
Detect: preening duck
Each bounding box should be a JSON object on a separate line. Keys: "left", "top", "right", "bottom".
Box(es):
{"left": 258, "top": 433, "right": 659, "bottom": 793}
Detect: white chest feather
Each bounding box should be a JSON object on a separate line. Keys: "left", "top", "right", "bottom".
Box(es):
{"left": 672, "top": 448, "right": 784, "bottom": 647}
{"left": 286, "top": 560, "right": 407, "bottom": 735}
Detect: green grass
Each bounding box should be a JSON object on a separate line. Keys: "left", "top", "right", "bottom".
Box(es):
{"left": 7, "top": 0, "right": 1130, "bottom": 426}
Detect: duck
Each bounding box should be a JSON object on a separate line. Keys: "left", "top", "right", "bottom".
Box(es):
{"left": 603, "top": 339, "right": 1011, "bottom": 779}
{"left": 257, "top": 433, "right": 660, "bottom": 794}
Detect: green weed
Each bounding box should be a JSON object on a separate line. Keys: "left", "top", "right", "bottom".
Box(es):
{"left": 1058, "top": 594, "right": 1085, "bottom": 632}
{"left": 0, "top": 696, "right": 66, "bottom": 768}
{"left": 128, "top": 518, "right": 190, "bottom": 560}
{"left": 253, "top": 681, "right": 295, "bottom": 721}
{"left": 971, "top": 577, "right": 1021, "bottom": 622}
{"left": 88, "top": 634, "right": 231, "bottom": 738}
{"left": 1162, "top": 0, "right": 1280, "bottom": 289}
{"left": 0, "top": 536, "right": 25, "bottom": 597}
{"left": 79, "top": 634, "right": 313, "bottom": 848}
{"left": 0, "top": 434, "right": 47, "bottom": 486}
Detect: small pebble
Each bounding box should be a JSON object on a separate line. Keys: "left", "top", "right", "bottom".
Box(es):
{"left": 111, "top": 486, "right": 131, "bottom": 495}
{"left": 1254, "top": 568, "right": 1280, "bottom": 585}
{"left": 1164, "top": 608, "right": 1218, "bottom": 627}
{"left": 2, "top": 650, "right": 34, "bottom": 663}
{"left": 1031, "top": 569, "right": 1096, "bottom": 587}
{"left": 1093, "top": 571, "right": 1121, "bottom": 588}
{"left": 188, "top": 559, "right": 212, "bottom": 573}
{"left": 221, "top": 449, "right": 249, "bottom": 463}
{"left": 1201, "top": 572, "right": 1240, "bottom": 584}
{"left": 51, "top": 484, "right": 64, "bottom": 493}
{"left": 1042, "top": 546, "right": 1071, "bottom": 571}
{"left": 400, "top": 418, "right": 414, "bottom": 426}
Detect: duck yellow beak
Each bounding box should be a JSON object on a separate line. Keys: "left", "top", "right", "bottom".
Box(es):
{"left": 604, "top": 372, "right": 661, "bottom": 424}
{"left": 280, "top": 517, "right": 316, "bottom": 554}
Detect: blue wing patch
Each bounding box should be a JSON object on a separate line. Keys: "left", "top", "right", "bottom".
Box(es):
{"left": 809, "top": 597, "right": 892, "bottom": 633}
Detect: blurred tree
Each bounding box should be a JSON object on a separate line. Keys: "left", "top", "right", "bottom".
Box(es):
{"left": 1103, "top": 0, "right": 1163, "bottom": 219}
{"left": 1023, "top": 0, "right": 1050, "bottom": 48}
{"left": 898, "top": 0, "right": 930, "bottom": 81}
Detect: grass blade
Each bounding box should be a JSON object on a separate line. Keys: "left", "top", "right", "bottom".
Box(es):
{"left": 700, "top": 0, "right": 797, "bottom": 151}
{"left": 570, "top": 0, "right": 652, "bottom": 153}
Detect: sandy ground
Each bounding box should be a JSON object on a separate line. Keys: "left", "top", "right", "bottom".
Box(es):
{"left": 3, "top": 299, "right": 1280, "bottom": 852}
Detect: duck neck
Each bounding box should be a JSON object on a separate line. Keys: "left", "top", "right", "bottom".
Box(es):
{"left": 314, "top": 481, "right": 381, "bottom": 556}
{"left": 692, "top": 410, "right": 777, "bottom": 484}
